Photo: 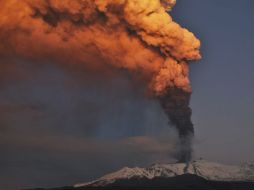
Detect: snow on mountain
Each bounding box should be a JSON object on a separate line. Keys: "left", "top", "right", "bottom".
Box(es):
{"left": 74, "top": 160, "right": 254, "bottom": 188}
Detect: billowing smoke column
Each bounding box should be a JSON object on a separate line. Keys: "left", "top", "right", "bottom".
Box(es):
{"left": 159, "top": 88, "right": 194, "bottom": 162}
{"left": 0, "top": 0, "right": 201, "bottom": 162}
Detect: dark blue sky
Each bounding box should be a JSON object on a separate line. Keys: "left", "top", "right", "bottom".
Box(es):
{"left": 1, "top": 1, "right": 254, "bottom": 190}
{"left": 171, "top": 0, "right": 254, "bottom": 162}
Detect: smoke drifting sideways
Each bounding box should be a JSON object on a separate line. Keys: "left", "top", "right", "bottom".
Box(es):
{"left": 0, "top": 0, "right": 201, "bottom": 162}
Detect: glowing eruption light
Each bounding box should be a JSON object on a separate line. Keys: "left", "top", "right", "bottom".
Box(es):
{"left": 0, "top": 0, "right": 201, "bottom": 162}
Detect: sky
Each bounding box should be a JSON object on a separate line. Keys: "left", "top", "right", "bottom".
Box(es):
{"left": 1, "top": 0, "right": 254, "bottom": 190}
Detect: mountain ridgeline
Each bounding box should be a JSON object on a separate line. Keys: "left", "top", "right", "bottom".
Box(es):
{"left": 27, "top": 160, "right": 254, "bottom": 190}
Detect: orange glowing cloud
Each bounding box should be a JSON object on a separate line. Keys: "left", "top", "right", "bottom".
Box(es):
{"left": 0, "top": 0, "right": 201, "bottom": 95}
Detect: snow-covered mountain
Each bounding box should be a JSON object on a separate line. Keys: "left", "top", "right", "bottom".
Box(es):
{"left": 74, "top": 160, "right": 254, "bottom": 188}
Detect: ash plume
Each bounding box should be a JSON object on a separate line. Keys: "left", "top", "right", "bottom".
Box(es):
{"left": 159, "top": 88, "right": 194, "bottom": 162}
{"left": 0, "top": 0, "right": 201, "bottom": 162}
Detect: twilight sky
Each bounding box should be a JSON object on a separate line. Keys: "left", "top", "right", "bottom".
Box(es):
{"left": 1, "top": 0, "right": 254, "bottom": 190}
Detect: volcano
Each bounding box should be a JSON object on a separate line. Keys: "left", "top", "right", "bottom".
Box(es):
{"left": 27, "top": 160, "right": 254, "bottom": 190}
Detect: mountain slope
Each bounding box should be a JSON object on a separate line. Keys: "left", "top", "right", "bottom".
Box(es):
{"left": 75, "top": 160, "right": 254, "bottom": 188}
{"left": 27, "top": 160, "right": 254, "bottom": 190}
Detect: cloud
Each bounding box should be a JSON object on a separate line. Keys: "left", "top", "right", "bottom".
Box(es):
{"left": 0, "top": 0, "right": 201, "bottom": 95}
{"left": 0, "top": 130, "right": 176, "bottom": 156}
